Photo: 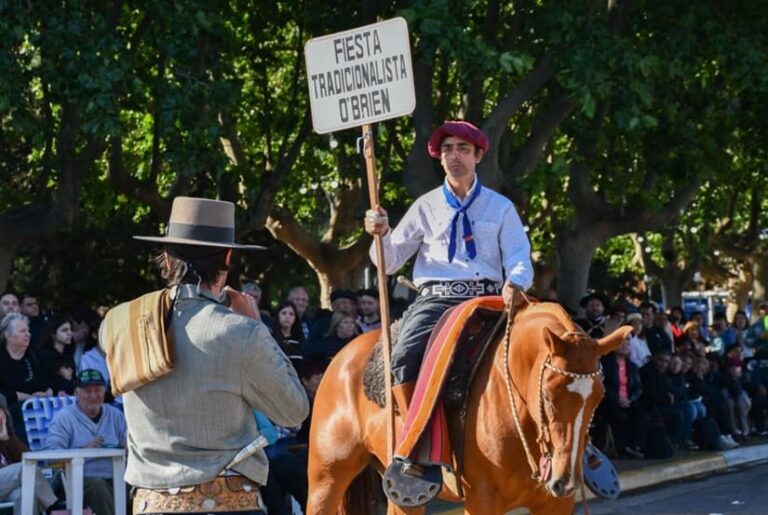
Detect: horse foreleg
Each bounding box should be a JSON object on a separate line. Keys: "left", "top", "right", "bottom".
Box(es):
{"left": 524, "top": 495, "right": 576, "bottom": 515}
{"left": 306, "top": 446, "right": 369, "bottom": 515}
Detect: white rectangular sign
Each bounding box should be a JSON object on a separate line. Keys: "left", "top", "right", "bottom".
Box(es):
{"left": 304, "top": 17, "right": 416, "bottom": 134}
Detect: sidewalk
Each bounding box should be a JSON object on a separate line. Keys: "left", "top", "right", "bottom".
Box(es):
{"left": 426, "top": 436, "right": 768, "bottom": 513}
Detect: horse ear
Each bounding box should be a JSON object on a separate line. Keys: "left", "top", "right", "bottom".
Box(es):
{"left": 542, "top": 326, "right": 566, "bottom": 354}
{"left": 596, "top": 326, "right": 633, "bottom": 356}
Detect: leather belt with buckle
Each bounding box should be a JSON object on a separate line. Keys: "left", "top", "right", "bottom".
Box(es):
{"left": 419, "top": 280, "right": 500, "bottom": 298}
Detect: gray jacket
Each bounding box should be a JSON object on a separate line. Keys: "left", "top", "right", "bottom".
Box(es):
{"left": 113, "top": 285, "right": 309, "bottom": 488}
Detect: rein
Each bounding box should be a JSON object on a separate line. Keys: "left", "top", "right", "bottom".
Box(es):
{"left": 501, "top": 304, "right": 603, "bottom": 485}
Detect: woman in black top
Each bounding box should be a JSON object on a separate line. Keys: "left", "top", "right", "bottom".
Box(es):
{"left": 36, "top": 313, "right": 77, "bottom": 395}
{"left": 0, "top": 313, "right": 52, "bottom": 443}
{"left": 271, "top": 301, "right": 305, "bottom": 367}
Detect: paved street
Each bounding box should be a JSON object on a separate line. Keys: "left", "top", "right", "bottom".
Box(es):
{"left": 577, "top": 461, "right": 768, "bottom": 515}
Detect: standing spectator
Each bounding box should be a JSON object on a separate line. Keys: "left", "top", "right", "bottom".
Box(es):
{"left": 44, "top": 369, "right": 127, "bottom": 515}
{"left": 640, "top": 302, "right": 674, "bottom": 355}
{"left": 356, "top": 288, "right": 381, "bottom": 333}
{"left": 271, "top": 301, "right": 305, "bottom": 367}
{"left": 746, "top": 302, "right": 768, "bottom": 354}
{"left": 37, "top": 314, "right": 77, "bottom": 395}
{"left": 287, "top": 286, "right": 312, "bottom": 339}
{"left": 243, "top": 282, "right": 274, "bottom": 328}
{"left": 0, "top": 400, "right": 60, "bottom": 515}
{"left": 626, "top": 312, "right": 652, "bottom": 368}
{"left": 111, "top": 197, "right": 308, "bottom": 514}
{"left": 0, "top": 292, "right": 19, "bottom": 317}
{"left": 597, "top": 335, "right": 646, "bottom": 458}
{"left": 575, "top": 292, "right": 611, "bottom": 338}
{"left": 305, "top": 311, "right": 359, "bottom": 366}
{"left": 18, "top": 292, "right": 44, "bottom": 348}
{"left": 0, "top": 313, "right": 52, "bottom": 444}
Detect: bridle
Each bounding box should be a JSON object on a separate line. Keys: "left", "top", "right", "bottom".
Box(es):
{"left": 501, "top": 307, "right": 603, "bottom": 484}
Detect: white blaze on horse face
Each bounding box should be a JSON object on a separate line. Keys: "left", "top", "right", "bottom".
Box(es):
{"left": 566, "top": 377, "right": 594, "bottom": 479}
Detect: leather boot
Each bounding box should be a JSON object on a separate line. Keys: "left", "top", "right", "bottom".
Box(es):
{"left": 392, "top": 381, "right": 415, "bottom": 417}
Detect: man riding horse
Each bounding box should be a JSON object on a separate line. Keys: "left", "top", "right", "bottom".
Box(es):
{"left": 364, "top": 120, "right": 533, "bottom": 461}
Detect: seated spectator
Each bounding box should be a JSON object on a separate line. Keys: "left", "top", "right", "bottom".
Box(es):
{"left": 0, "top": 313, "right": 53, "bottom": 444}
{"left": 272, "top": 301, "right": 305, "bottom": 367}
{"left": 304, "top": 311, "right": 359, "bottom": 366}
{"left": 667, "top": 305, "right": 686, "bottom": 345}
{"left": 243, "top": 281, "right": 274, "bottom": 328}
{"left": 356, "top": 288, "right": 381, "bottom": 333}
{"left": 308, "top": 289, "right": 358, "bottom": 342}
{"left": 723, "top": 310, "right": 750, "bottom": 355}
{"left": 687, "top": 356, "right": 739, "bottom": 449}
{"left": 640, "top": 351, "right": 684, "bottom": 452}
{"left": 626, "top": 313, "right": 651, "bottom": 368}
{"left": 287, "top": 286, "right": 313, "bottom": 339}
{"left": 677, "top": 321, "right": 709, "bottom": 357}
{"left": 254, "top": 411, "right": 307, "bottom": 515}
{"left": 666, "top": 354, "right": 703, "bottom": 449}
{"left": 43, "top": 369, "right": 127, "bottom": 515}
{"left": 80, "top": 345, "right": 122, "bottom": 409}
{"left": 597, "top": 334, "right": 647, "bottom": 458}
{"left": 690, "top": 311, "right": 710, "bottom": 341}
{"left": 721, "top": 346, "right": 752, "bottom": 443}
{"left": 68, "top": 305, "right": 102, "bottom": 372}
{"left": 0, "top": 401, "right": 60, "bottom": 515}
{"left": 37, "top": 314, "right": 77, "bottom": 395}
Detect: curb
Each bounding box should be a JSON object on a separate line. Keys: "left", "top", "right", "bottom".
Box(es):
{"left": 587, "top": 442, "right": 768, "bottom": 500}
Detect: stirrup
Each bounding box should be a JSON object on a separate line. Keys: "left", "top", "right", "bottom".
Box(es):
{"left": 582, "top": 442, "right": 620, "bottom": 500}
{"left": 382, "top": 457, "right": 442, "bottom": 507}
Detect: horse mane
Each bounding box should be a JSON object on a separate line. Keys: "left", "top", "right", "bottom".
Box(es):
{"left": 513, "top": 301, "right": 583, "bottom": 338}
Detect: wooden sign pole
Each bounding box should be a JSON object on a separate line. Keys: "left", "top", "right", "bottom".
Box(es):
{"left": 361, "top": 123, "right": 396, "bottom": 472}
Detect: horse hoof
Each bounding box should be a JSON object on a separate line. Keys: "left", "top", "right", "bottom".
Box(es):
{"left": 382, "top": 459, "right": 442, "bottom": 507}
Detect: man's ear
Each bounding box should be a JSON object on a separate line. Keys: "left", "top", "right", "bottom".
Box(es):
{"left": 225, "top": 249, "right": 233, "bottom": 265}
{"left": 475, "top": 148, "right": 485, "bottom": 163}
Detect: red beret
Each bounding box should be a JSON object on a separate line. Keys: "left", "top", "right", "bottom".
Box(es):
{"left": 427, "top": 121, "right": 489, "bottom": 158}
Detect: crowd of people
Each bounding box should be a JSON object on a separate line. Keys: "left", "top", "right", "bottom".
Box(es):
{"left": 577, "top": 293, "right": 768, "bottom": 460}
{"left": 0, "top": 284, "right": 381, "bottom": 515}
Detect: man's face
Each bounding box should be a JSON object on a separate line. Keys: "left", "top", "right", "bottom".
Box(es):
{"left": 440, "top": 136, "right": 482, "bottom": 182}
{"left": 288, "top": 288, "right": 309, "bottom": 317}
{"left": 332, "top": 298, "right": 357, "bottom": 317}
{"left": 0, "top": 294, "right": 19, "bottom": 316}
{"left": 585, "top": 298, "right": 604, "bottom": 319}
{"left": 77, "top": 384, "right": 105, "bottom": 417}
{"left": 653, "top": 354, "right": 671, "bottom": 373}
{"left": 20, "top": 296, "right": 40, "bottom": 318}
{"left": 357, "top": 295, "right": 379, "bottom": 317}
{"left": 640, "top": 308, "right": 654, "bottom": 329}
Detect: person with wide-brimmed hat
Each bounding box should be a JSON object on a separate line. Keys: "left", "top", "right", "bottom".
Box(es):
{"left": 364, "top": 121, "right": 533, "bottom": 499}
{"left": 105, "top": 197, "right": 309, "bottom": 515}
{"left": 575, "top": 291, "right": 612, "bottom": 338}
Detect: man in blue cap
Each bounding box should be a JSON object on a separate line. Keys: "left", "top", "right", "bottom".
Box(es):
{"left": 364, "top": 120, "right": 534, "bottom": 417}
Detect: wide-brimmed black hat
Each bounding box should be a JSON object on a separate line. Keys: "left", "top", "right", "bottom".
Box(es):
{"left": 580, "top": 292, "right": 611, "bottom": 309}
{"left": 134, "top": 197, "right": 264, "bottom": 250}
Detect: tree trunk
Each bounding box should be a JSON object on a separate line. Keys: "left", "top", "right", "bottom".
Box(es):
{"left": 555, "top": 229, "right": 604, "bottom": 313}
{"left": 0, "top": 245, "right": 16, "bottom": 292}
{"left": 751, "top": 255, "right": 768, "bottom": 321}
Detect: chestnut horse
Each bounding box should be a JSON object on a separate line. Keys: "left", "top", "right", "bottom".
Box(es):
{"left": 306, "top": 301, "right": 632, "bottom": 514}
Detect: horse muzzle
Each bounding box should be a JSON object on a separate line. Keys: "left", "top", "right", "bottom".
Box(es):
{"left": 546, "top": 473, "right": 577, "bottom": 497}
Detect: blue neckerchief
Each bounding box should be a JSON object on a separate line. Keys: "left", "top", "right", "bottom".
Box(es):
{"left": 442, "top": 178, "right": 482, "bottom": 263}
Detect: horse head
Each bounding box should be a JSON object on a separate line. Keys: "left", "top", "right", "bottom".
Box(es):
{"left": 505, "top": 304, "right": 632, "bottom": 498}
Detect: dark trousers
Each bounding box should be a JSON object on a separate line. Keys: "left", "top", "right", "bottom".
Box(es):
{"left": 597, "top": 399, "right": 648, "bottom": 452}
{"left": 392, "top": 294, "right": 468, "bottom": 385}
{"left": 261, "top": 450, "right": 307, "bottom": 515}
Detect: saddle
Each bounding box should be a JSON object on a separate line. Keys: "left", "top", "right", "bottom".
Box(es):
{"left": 370, "top": 296, "right": 508, "bottom": 507}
